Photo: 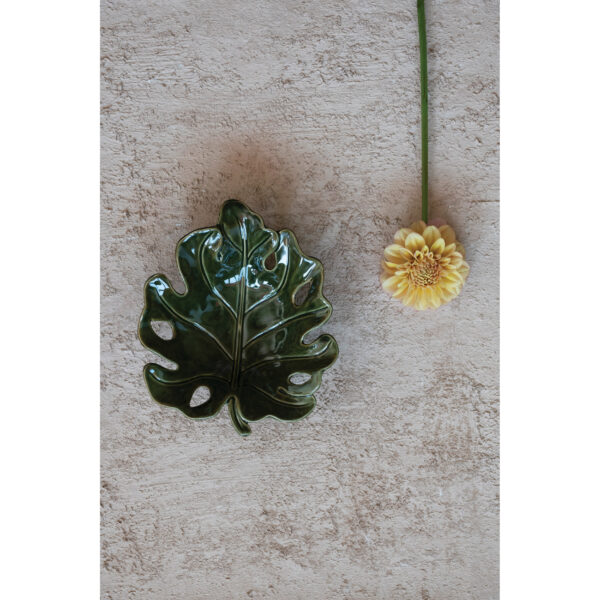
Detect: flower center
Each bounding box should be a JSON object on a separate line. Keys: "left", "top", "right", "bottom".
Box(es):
{"left": 409, "top": 252, "right": 441, "bottom": 287}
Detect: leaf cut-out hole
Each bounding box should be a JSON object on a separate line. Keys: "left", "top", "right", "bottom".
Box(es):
{"left": 190, "top": 386, "right": 211, "bottom": 407}
{"left": 302, "top": 328, "right": 322, "bottom": 344}
{"left": 290, "top": 372, "right": 311, "bottom": 385}
{"left": 155, "top": 358, "right": 178, "bottom": 370}
{"left": 151, "top": 320, "right": 174, "bottom": 340}
{"left": 264, "top": 252, "right": 276, "bottom": 270}
{"left": 293, "top": 281, "right": 312, "bottom": 306}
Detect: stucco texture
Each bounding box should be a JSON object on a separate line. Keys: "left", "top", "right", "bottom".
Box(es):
{"left": 101, "top": 1, "right": 499, "bottom": 598}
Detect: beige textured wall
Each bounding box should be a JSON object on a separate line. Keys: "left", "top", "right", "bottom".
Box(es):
{"left": 101, "top": 1, "right": 499, "bottom": 598}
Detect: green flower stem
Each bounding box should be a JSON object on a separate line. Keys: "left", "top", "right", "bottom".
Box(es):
{"left": 417, "top": 0, "right": 428, "bottom": 223}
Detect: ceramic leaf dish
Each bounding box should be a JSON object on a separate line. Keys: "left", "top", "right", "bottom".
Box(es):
{"left": 139, "top": 200, "right": 338, "bottom": 435}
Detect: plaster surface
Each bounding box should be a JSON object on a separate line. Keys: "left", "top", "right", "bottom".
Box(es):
{"left": 101, "top": 1, "right": 499, "bottom": 598}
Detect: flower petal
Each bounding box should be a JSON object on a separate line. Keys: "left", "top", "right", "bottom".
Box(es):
{"left": 423, "top": 287, "right": 441, "bottom": 309}
{"left": 438, "top": 285, "right": 458, "bottom": 302}
{"left": 384, "top": 244, "right": 413, "bottom": 263}
{"left": 422, "top": 225, "right": 441, "bottom": 248}
{"left": 410, "top": 220, "right": 427, "bottom": 234}
{"left": 429, "top": 289, "right": 443, "bottom": 309}
{"left": 439, "top": 225, "right": 456, "bottom": 245}
{"left": 415, "top": 288, "right": 428, "bottom": 310}
{"left": 402, "top": 286, "right": 419, "bottom": 307}
{"left": 430, "top": 237, "right": 445, "bottom": 255}
{"left": 442, "top": 242, "right": 456, "bottom": 256}
{"left": 449, "top": 253, "right": 465, "bottom": 267}
{"left": 381, "top": 261, "right": 396, "bottom": 276}
{"left": 384, "top": 261, "right": 401, "bottom": 271}
{"left": 392, "top": 278, "right": 409, "bottom": 298}
{"left": 393, "top": 228, "right": 413, "bottom": 246}
{"left": 404, "top": 232, "right": 426, "bottom": 253}
{"left": 381, "top": 275, "right": 402, "bottom": 294}
{"left": 455, "top": 242, "right": 466, "bottom": 257}
{"left": 443, "top": 270, "right": 463, "bottom": 283}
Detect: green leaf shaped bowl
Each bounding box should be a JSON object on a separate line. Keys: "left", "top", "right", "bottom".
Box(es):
{"left": 138, "top": 200, "right": 339, "bottom": 436}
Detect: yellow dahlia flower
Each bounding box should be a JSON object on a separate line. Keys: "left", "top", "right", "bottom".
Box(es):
{"left": 381, "top": 221, "right": 469, "bottom": 310}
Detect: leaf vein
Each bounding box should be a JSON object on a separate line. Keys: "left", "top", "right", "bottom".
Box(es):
{"left": 243, "top": 310, "right": 325, "bottom": 350}
{"left": 198, "top": 235, "right": 237, "bottom": 319}
{"left": 156, "top": 293, "right": 234, "bottom": 361}
{"left": 241, "top": 338, "right": 334, "bottom": 374}
{"left": 247, "top": 384, "right": 313, "bottom": 407}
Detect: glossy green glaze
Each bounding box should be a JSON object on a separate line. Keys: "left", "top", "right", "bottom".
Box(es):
{"left": 138, "top": 200, "right": 338, "bottom": 436}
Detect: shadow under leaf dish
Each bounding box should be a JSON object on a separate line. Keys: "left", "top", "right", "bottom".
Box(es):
{"left": 139, "top": 200, "right": 338, "bottom": 436}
